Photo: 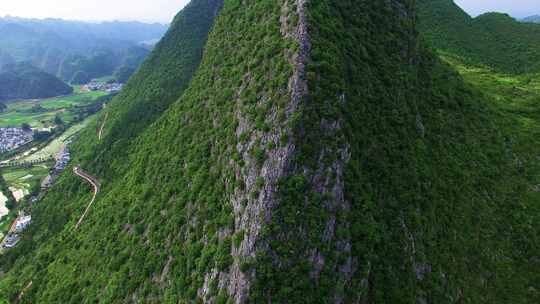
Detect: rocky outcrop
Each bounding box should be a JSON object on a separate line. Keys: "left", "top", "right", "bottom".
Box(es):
{"left": 211, "top": 0, "right": 313, "bottom": 302}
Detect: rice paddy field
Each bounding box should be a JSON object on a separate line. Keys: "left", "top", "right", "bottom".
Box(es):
{"left": 2, "top": 164, "right": 52, "bottom": 194}
{"left": 19, "top": 116, "right": 93, "bottom": 163}
{"left": 0, "top": 86, "right": 109, "bottom": 248}
{"left": 0, "top": 89, "right": 107, "bottom": 128}
{"left": 0, "top": 101, "right": 100, "bottom": 209}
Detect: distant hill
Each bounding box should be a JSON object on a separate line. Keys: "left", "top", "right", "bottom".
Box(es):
{"left": 417, "top": 0, "right": 540, "bottom": 73}
{"left": 0, "top": 17, "right": 168, "bottom": 43}
{"left": 0, "top": 51, "right": 14, "bottom": 71}
{"left": 0, "top": 63, "right": 73, "bottom": 101}
{"left": 522, "top": 15, "right": 540, "bottom": 23}
{"left": 0, "top": 17, "right": 167, "bottom": 83}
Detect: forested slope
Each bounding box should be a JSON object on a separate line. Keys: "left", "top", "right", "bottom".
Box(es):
{"left": 418, "top": 0, "right": 540, "bottom": 73}
{"left": 0, "top": 0, "right": 538, "bottom": 303}
{"left": 0, "top": 63, "right": 73, "bottom": 101}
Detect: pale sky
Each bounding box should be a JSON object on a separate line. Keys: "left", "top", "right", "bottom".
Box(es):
{"left": 455, "top": 0, "right": 540, "bottom": 18}
{"left": 0, "top": 0, "right": 190, "bottom": 23}
{"left": 1, "top": 0, "right": 539, "bottom": 23}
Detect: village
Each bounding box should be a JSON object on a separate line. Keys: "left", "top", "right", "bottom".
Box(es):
{"left": 1, "top": 213, "right": 31, "bottom": 249}
{"left": 83, "top": 81, "right": 123, "bottom": 93}
{"left": 0, "top": 127, "right": 33, "bottom": 153}
{"left": 0, "top": 144, "right": 71, "bottom": 251}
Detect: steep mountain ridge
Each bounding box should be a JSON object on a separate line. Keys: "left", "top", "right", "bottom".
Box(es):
{"left": 0, "top": 0, "right": 538, "bottom": 303}
{"left": 71, "top": 0, "right": 224, "bottom": 182}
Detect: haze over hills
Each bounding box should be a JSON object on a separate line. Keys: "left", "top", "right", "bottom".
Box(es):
{"left": 0, "top": 63, "right": 73, "bottom": 101}
{"left": 0, "top": 16, "right": 168, "bottom": 43}
{"left": 0, "top": 0, "right": 539, "bottom": 303}
{"left": 522, "top": 15, "right": 540, "bottom": 23}
{"left": 0, "top": 16, "right": 168, "bottom": 84}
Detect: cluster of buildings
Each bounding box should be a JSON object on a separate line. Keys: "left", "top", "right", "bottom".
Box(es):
{"left": 54, "top": 145, "right": 70, "bottom": 171}
{"left": 84, "top": 81, "right": 123, "bottom": 93}
{"left": 0, "top": 127, "right": 33, "bottom": 153}
{"left": 41, "top": 144, "right": 71, "bottom": 190}
{"left": 1, "top": 213, "right": 31, "bottom": 249}
{"left": 1, "top": 146, "right": 69, "bottom": 251}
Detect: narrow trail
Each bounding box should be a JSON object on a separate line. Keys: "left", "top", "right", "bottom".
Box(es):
{"left": 16, "top": 281, "right": 32, "bottom": 302}
{"left": 98, "top": 112, "right": 108, "bottom": 141}
{"left": 14, "top": 167, "right": 99, "bottom": 299}
{"left": 73, "top": 166, "right": 101, "bottom": 230}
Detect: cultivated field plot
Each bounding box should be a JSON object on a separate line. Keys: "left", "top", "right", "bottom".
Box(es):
{"left": 2, "top": 164, "right": 52, "bottom": 193}
{"left": 0, "top": 89, "right": 107, "bottom": 128}
{"left": 40, "top": 91, "right": 106, "bottom": 110}
{"left": 20, "top": 116, "right": 92, "bottom": 162}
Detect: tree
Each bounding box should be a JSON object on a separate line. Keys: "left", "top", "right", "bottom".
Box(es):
{"left": 33, "top": 130, "right": 52, "bottom": 141}
{"left": 21, "top": 123, "right": 31, "bottom": 131}
{"left": 114, "top": 66, "right": 136, "bottom": 84}
{"left": 54, "top": 115, "right": 64, "bottom": 126}
{"left": 70, "top": 71, "right": 91, "bottom": 85}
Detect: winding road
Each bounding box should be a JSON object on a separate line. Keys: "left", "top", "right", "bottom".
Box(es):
{"left": 73, "top": 166, "right": 101, "bottom": 230}
{"left": 13, "top": 166, "right": 99, "bottom": 300}
{"left": 16, "top": 281, "right": 32, "bottom": 302}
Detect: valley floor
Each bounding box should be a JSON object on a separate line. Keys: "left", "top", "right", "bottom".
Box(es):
{"left": 442, "top": 53, "right": 540, "bottom": 175}
{"left": 0, "top": 110, "right": 105, "bottom": 250}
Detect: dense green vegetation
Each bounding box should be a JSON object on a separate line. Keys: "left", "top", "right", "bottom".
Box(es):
{"left": 113, "top": 66, "right": 136, "bottom": 84}
{"left": 0, "top": 63, "right": 72, "bottom": 101}
{"left": 418, "top": 0, "right": 540, "bottom": 74}
{"left": 0, "top": 173, "right": 15, "bottom": 211}
{"left": 71, "top": 0, "right": 224, "bottom": 181}
{"left": 249, "top": 1, "right": 539, "bottom": 302}
{"left": 0, "top": 0, "right": 538, "bottom": 303}
{"left": 60, "top": 46, "right": 150, "bottom": 84}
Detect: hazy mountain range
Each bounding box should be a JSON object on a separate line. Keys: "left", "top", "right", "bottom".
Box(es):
{"left": 0, "top": 62, "right": 73, "bottom": 101}
{"left": 522, "top": 15, "right": 540, "bottom": 23}
{"left": 0, "top": 16, "right": 168, "bottom": 84}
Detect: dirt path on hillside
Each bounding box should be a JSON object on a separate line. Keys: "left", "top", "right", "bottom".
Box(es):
{"left": 98, "top": 112, "right": 109, "bottom": 141}
{"left": 73, "top": 166, "right": 100, "bottom": 230}
{"left": 16, "top": 281, "right": 32, "bottom": 302}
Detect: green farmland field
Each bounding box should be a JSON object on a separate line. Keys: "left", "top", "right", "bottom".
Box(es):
{"left": 0, "top": 89, "right": 107, "bottom": 128}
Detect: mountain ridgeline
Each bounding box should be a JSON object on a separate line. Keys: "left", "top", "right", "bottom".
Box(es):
{"left": 417, "top": 0, "right": 540, "bottom": 74}
{"left": 0, "top": 0, "right": 538, "bottom": 303}
{"left": 522, "top": 15, "right": 540, "bottom": 23}
{"left": 0, "top": 17, "right": 167, "bottom": 83}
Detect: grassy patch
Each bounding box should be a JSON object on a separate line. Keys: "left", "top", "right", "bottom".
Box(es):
{"left": 0, "top": 91, "right": 107, "bottom": 128}
{"left": 19, "top": 116, "right": 93, "bottom": 162}
{"left": 2, "top": 164, "right": 51, "bottom": 194}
